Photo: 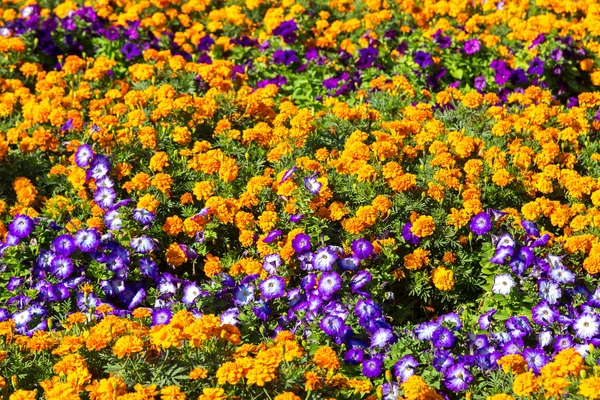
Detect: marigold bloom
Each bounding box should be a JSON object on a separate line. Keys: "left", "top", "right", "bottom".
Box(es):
{"left": 410, "top": 215, "right": 435, "bottom": 237}
{"left": 113, "top": 335, "right": 144, "bottom": 358}
{"left": 313, "top": 346, "right": 340, "bottom": 371}
{"left": 432, "top": 267, "right": 454, "bottom": 291}
{"left": 165, "top": 243, "right": 187, "bottom": 267}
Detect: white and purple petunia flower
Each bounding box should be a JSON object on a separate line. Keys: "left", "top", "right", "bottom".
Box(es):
{"left": 8, "top": 215, "right": 34, "bottom": 239}
{"left": 393, "top": 355, "right": 418, "bottom": 383}
{"left": 538, "top": 280, "right": 561, "bottom": 305}
{"left": 75, "top": 144, "right": 94, "bottom": 168}
{"left": 371, "top": 328, "right": 395, "bottom": 348}
{"left": 478, "top": 308, "right": 496, "bottom": 330}
{"left": 443, "top": 363, "right": 472, "bottom": 392}
{"left": 352, "top": 238, "right": 374, "bottom": 260}
{"left": 74, "top": 229, "right": 100, "bottom": 253}
{"left": 152, "top": 308, "right": 172, "bottom": 326}
{"left": 313, "top": 248, "right": 338, "bottom": 271}
{"left": 304, "top": 172, "right": 322, "bottom": 195}
{"left": 317, "top": 271, "right": 341, "bottom": 297}
{"left": 490, "top": 246, "right": 514, "bottom": 265}
{"left": 87, "top": 155, "right": 111, "bottom": 180}
{"left": 259, "top": 276, "right": 285, "bottom": 300}
{"left": 130, "top": 236, "right": 154, "bottom": 254}
{"left": 574, "top": 313, "right": 600, "bottom": 339}
{"left": 132, "top": 208, "right": 155, "bottom": 225}
{"left": 182, "top": 282, "right": 203, "bottom": 305}
{"left": 469, "top": 212, "right": 492, "bottom": 235}
{"left": 52, "top": 234, "right": 76, "bottom": 257}
{"left": 291, "top": 233, "right": 311, "bottom": 253}
{"left": 233, "top": 283, "right": 255, "bottom": 305}
{"left": 492, "top": 274, "right": 515, "bottom": 295}
{"left": 262, "top": 254, "right": 282, "bottom": 274}
{"left": 50, "top": 255, "right": 74, "bottom": 279}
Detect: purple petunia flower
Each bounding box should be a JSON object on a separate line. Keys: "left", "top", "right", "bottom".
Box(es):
{"left": 50, "top": 256, "right": 74, "bottom": 279}
{"left": 352, "top": 238, "right": 374, "bottom": 260}
{"left": 474, "top": 75, "right": 487, "bottom": 91}
{"left": 273, "top": 49, "right": 298, "bottom": 65}
{"left": 259, "top": 276, "right": 285, "bottom": 300}
{"left": 75, "top": 144, "right": 94, "bottom": 168}
{"left": 182, "top": 282, "right": 203, "bottom": 305}
{"left": 478, "top": 308, "right": 496, "bottom": 330}
{"left": 402, "top": 223, "right": 421, "bottom": 245}
{"left": 130, "top": 236, "right": 154, "bottom": 254}
{"left": 371, "top": 328, "right": 395, "bottom": 348}
{"left": 87, "top": 155, "right": 111, "bottom": 180}
{"left": 393, "top": 355, "right": 418, "bottom": 382}
{"left": 279, "top": 166, "right": 297, "bottom": 184}
{"left": 415, "top": 321, "right": 440, "bottom": 341}
{"left": 152, "top": 308, "right": 172, "bottom": 326}
{"left": 490, "top": 246, "right": 514, "bottom": 265}
{"left": 263, "top": 254, "right": 282, "bottom": 274}
{"left": 261, "top": 229, "right": 281, "bottom": 244}
{"left": 233, "top": 283, "right": 255, "bottom": 305}
{"left": 432, "top": 326, "right": 455, "bottom": 348}
{"left": 313, "top": 248, "right": 338, "bottom": 271}
{"left": 532, "top": 301, "right": 557, "bottom": 326}
{"left": 574, "top": 313, "right": 600, "bottom": 339}
{"left": 9, "top": 215, "right": 34, "bottom": 239}
{"left": 320, "top": 315, "right": 347, "bottom": 337}
{"left": 463, "top": 39, "right": 481, "bottom": 54}
{"left": 292, "top": 233, "right": 311, "bottom": 253}
{"left": 413, "top": 51, "right": 433, "bottom": 68}
{"left": 344, "top": 347, "right": 364, "bottom": 365}
{"left": 52, "top": 234, "right": 76, "bottom": 257}
{"left": 120, "top": 43, "right": 142, "bottom": 61}
{"left": 317, "top": 271, "right": 341, "bottom": 297}
{"left": 132, "top": 208, "right": 155, "bottom": 225}
{"left": 304, "top": 172, "right": 322, "bottom": 195}
{"left": 74, "top": 229, "right": 100, "bottom": 253}
{"left": 443, "top": 363, "right": 472, "bottom": 392}
{"left": 362, "top": 355, "right": 384, "bottom": 378}
{"left": 470, "top": 212, "right": 491, "bottom": 235}
{"left": 272, "top": 19, "right": 298, "bottom": 44}
{"left": 350, "top": 270, "right": 372, "bottom": 293}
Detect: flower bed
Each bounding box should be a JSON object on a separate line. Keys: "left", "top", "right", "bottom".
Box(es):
{"left": 2, "top": 0, "right": 600, "bottom": 398}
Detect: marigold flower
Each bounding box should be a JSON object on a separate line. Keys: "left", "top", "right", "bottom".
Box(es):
{"left": 165, "top": 243, "right": 187, "bottom": 267}
{"left": 432, "top": 267, "right": 454, "bottom": 291}
{"left": 313, "top": 346, "right": 340, "bottom": 371}
{"left": 112, "top": 335, "right": 144, "bottom": 358}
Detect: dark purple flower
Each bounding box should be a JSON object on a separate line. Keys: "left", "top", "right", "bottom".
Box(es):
{"left": 53, "top": 234, "right": 76, "bottom": 256}
{"left": 433, "top": 29, "right": 452, "bottom": 49}
{"left": 413, "top": 51, "right": 433, "bottom": 68}
{"left": 272, "top": 20, "right": 298, "bottom": 44}
{"left": 263, "top": 229, "right": 282, "bottom": 243}
{"left": 362, "top": 355, "right": 384, "bottom": 378}
{"left": 344, "top": 347, "right": 364, "bottom": 364}
{"left": 120, "top": 43, "right": 142, "bottom": 61}
{"left": 432, "top": 327, "right": 455, "bottom": 348}
{"left": 352, "top": 238, "right": 374, "bottom": 260}
{"left": 527, "top": 57, "right": 545, "bottom": 75}
{"left": 198, "top": 35, "right": 215, "bottom": 52}
{"left": 474, "top": 75, "right": 487, "bottom": 91}
{"left": 280, "top": 166, "right": 297, "bottom": 184}
{"left": 528, "top": 34, "right": 545, "bottom": 49}
{"left": 273, "top": 49, "right": 298, "bottom": 66}
{"left": 356, "top": 47, "right": 378, "bottom": 69}
{"left": 463, "top": 39, "right": 480, "bottom": 54}
{"left": 402, "top": 223, "right": 420, "bottom": 245}
{"left": 61, "top": 118, "right": 73, "bottom": 132}
{"left": 292, "top": 233, "right": 311, "bottom": 253}
{"left": 289, "top": 214, "right": 304, "bottom": 223}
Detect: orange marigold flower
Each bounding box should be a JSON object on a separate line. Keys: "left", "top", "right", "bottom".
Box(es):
{"left": 204, "top": 254, "right": 222, "bottom": 277}
{"left": 112, "top": 335, "right": 144, "bottom": 358}
{"left": 410, "top": 215, "right": 435, "bottom": 237}
{"left": 165, "top": 243, "right": 187, "bottom": 267}
{"left": 497, "top": 354, "right": 527, "bottom": 374}
{"left": 190, "top": 367, "right": 208, "bottom": 380}
{"left": 313, "top": 346, "right": 340, "bottom": 371}
{"left": 163, "top": 215, "right": 184, "bottom": 236}
{"left": 198, "top": 388, "right": 227, "bottom": 400}
{"left": 513, "top": 371, "right": 539, "bottom": 397}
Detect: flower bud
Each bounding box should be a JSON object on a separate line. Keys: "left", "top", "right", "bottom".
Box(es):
{"left": 376, "top": 386, "right": 383, "bottom": 400}
{"left": 385, "top": 370, "right": 393, "bottom": 384}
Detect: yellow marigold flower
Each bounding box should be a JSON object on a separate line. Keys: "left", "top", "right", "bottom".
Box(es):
{"left": 274, "top": 393, "right": 301, "bottom": 400}
{"left": 112, "top": 335, "right": 144, "bottom": 358}
{"left": 492, "top": 169, "right": 513, "bottom": 187}
{"left": 462, "top": 92, "right": 483, "bottom": 108}
{"left": 216, "top": 361, "right": 244, "bottom": 385}
{"left": 432, "top": 267, "right": 454, "bottom": 291}
{"left": 9, "top": 390, "right": 37, "bottom": 400}
{"left": 347, "top": 378, "right": 373, "bottom": 393}
{"left": 198, "top": 388, "right": 227, "bottom": 400}
{"left": 402, "top": 375, "right": 442, "bottom": 400}
{"left": 193, "top": 181, "right": 215, "bottom": 201}
{"left": 304, "top": 371, "right": 323, "bottom": 391}
{"left": 497, "top": 354, "right": 527, "bottom": 374}
{"left": 486, "top": 395, "right": 514, "bottom": 400}
{"left": 190, "top": 367, "right": 208, "bottom": 380}
{"left": 159, "top": 385, "right": 186, "bottom": 400}
{"left": 512, "top": 371, "right": 539, "bottom": 397}
{"left": 132, "top": 308, "right": 152, "bottom": 319}
{"left": 165, "top": 243, "right": 187, "bottom": 267}
{"left": 579, "top": 376, "right": 600, "bottom": 399}
{"left": 410, "top": 215, "right": 435, "bottom": 237}
{"left": 313, "top": 346, "right": 340, "bottom": 371}
{"left": 85, "top": 376, "right": 127, "bottom": 399}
